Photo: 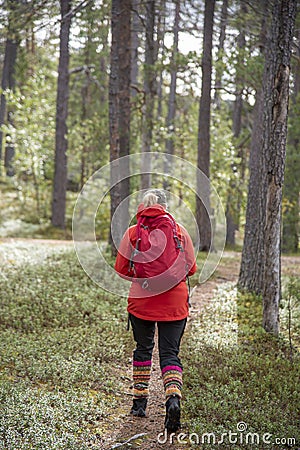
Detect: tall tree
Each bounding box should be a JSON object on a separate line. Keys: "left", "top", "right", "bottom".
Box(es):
{"left": 79, "top": 33, "right": 92, "bottom": 190}
{"left": 109, "top": 0, "right": 131, "bottom": 255}
{"left": 282, "top": 24, "right": 300, "bottom": 253}
{"left": 0, "top": 0, "right": 21, "bottom": 176}
{"left": 225, "top": 1, "right": 247, "bottom": 247}
{"left": 262, "top": 0, "right": 296, "bottom": 335}
{"left": 213, "top": 0, "right": 228, "bottom": 109}
{"left": 238, "top": 0, "right": 268, "bottom": 294}
{"left": 131, "top": 0, "right": 140, "bottom": 98}
{"left": 156, "top": 0, "right": 166, "bottom": 121}
{"left": 141, "top": 0, "right": 156, "bottom": 190}
{"left": 51, "top": 0, "right": 72, "bottom": 228}
{"left": 164, "top": 0, "right": 180, "bottom": 189}
{"left": 196, "top": 0, "right": 216, "bottom": 251}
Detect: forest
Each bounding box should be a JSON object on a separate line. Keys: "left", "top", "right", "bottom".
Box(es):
{"left": 0, "top": 0, "right": 300, "bottom": 449}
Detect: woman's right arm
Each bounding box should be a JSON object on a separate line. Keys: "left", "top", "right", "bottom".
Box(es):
{"left": 114, "top": 227, "right": 135, "bottom": 279}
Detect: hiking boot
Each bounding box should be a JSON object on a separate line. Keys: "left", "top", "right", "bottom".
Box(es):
{"left": 130, "top": 398, "right": 147, "bottom": 417}
{"left": 164, "top": 395, "right": 181, "bottom": 432}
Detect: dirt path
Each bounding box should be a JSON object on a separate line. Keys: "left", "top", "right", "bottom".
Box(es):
{"left": 100, "top": 253, "right": 241, "bottom": 450}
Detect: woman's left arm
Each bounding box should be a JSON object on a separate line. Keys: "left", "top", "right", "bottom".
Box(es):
{"left": 180, "top": 226, "right": 197, "bottom": 276}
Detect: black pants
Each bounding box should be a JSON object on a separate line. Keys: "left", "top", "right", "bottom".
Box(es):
{"left": 129, "top": 314, "right": 187, "bottom": 369}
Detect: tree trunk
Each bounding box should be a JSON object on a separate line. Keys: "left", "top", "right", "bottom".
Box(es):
{"left": 51, "top": 0, "right": 72, "bottom": 228}
{"left": 213, "top": 0, "right": 228, "bottom": 109}
{"left": 109, "top": 0, "right": 131, "bottom": 256}
{"left": 156, "top": 0, "right": 166, "bottom": 121}
{"left": 238, "top": 90, "right": 266, "bottom": 293}
{"left": 80, "top": 33, "right": 92, "bottom": 190}
{"left": 0, "top": 0, "right": 20, "bottom": 174}
{"left": 262, "top": 0, "right": 296, "bottom": 335}
{"left": 141, "top": 0, "right": 156, "bottom": 190}
{"left": 4, "top": 109, "right": 16, "bottom": 177}
{"left": 282, "top": 26, "right": 300, "bottom": 253}
{"left": 131, "top": 0, "right": 140, "bottom": 98}
{"left": 238, "top": 0, "right": 269, "bottom": 294}
{"left": 196, "top": 0, "right": 215, "bottom": 252}
{"left": 225, "top": 201, "right": 236, "bottom": 247}
{"left": 225, "top": 2, "right": 246, "bottom": 247}
{"left": 164, "top": 0, "right": 180, "bottom": 189}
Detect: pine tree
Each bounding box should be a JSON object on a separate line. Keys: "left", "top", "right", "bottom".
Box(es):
{"left": 196, "top": 0, "right": 216, "bottom": 252}
{"left": 262, "top": 0, "right": 296, "bottom": 335}
{"left": 51, "top": 0, "right": 72, "bottom": 228}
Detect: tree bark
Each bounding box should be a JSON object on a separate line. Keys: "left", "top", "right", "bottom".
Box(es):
{"left": 282, "top": 26, "right": 300, "bottom": 253}
{"left": 51, "top": 0, "right": 72, "bottom": 228}
{"left": 131, "top": 0, "right": 140, "bottom": 98}
{"left": 80, "top": 33, "right": 92, "bottom": 190}
{"left": 238, "top": 90, "right": 266, "bottom": 293}
{"left": 226, "top": 2, "right": 246, "bottom": 247}
{"left": 163, "top": 0, "right": 180, "bottom": 189}
{"left": 262, "top": 0, "right": 296, "bottom": 335}
{"left": 0, "top": 0, "right": 20, "bottom": 175}
{"left": 109, "top": 0, "right": 131, "bottom": 256}
{"left": 196, "top": 0, "right": 215, "bottom": 252}
{"left": 213, "top": 0, "right": 228, "bottom": 109}
{"left": 3, "top": 39, "right": 18, "bottom": 177}
{"left": 238, "top": 0, "right": 269, "bottom": 294}
{"left": 141, "top": 0, "right": 156, "bottom": 190}
{"left": 156, "top": 0, "right": 166, "bottom": 121}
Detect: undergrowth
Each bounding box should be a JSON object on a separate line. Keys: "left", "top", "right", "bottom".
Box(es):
{"left": 0, "top": 250, "right": 132, "bottom": 450}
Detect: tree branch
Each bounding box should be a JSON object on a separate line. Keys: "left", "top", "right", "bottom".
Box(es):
{"left": 63, "top": 0, "right": 92, "bottom": 20}
{"left": 69, "top": 64, "right": 95, "bottom": 75}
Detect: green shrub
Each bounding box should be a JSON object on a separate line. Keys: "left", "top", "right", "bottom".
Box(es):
{"left": 0, "top": 250, "right": 132, "bottom": 449}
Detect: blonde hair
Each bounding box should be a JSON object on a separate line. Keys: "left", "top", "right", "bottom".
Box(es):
{"left": 143, "top": 189, "right": 167, "bottom": 208}
{"left": 143, "top": 192, "right": 159, "bottom": 207}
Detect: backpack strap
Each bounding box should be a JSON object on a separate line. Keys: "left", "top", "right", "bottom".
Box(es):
{"left": 129, "top": 216, "right": 148, "bottom": 273}
{"left": 164, "top": 212, "right": 184, "bottom": 252}
{"left": 165, "top": 213, "right": 191, "bottom": 301}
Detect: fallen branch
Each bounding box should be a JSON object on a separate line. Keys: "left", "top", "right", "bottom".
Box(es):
{"left": 109, "top": 433, "right": 147, "bottom": 449}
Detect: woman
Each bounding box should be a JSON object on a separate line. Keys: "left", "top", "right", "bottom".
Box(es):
{"left": 114, "top": 189, "right": 197, "bottom": 432}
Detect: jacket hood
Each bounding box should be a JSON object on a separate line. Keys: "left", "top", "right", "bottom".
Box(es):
{"left": 136, "top": 203, "right": 166, "bottom": 219}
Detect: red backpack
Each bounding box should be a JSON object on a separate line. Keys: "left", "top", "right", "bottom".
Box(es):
{"left": 130, "top": 212, "right": 188, "bottom": 293}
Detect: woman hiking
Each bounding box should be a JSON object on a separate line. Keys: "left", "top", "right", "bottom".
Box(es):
{"left": 114, "top": 189, "right": 197, "bottom": 432}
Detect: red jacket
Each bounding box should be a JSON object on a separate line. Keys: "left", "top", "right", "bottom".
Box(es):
{"left": 114, "top": 204, "right": 197, "bottom": 321}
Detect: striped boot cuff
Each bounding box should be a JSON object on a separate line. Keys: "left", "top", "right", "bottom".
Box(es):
{"left": 162, "top": 365, "right": 183, "bottom": 399}
{"left": 133, "top": 360, "right": 152, "bottom": 399}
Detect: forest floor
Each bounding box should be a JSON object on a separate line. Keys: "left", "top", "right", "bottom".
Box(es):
{"left": 0, "top": 239, "right": 299, "bottom": 450}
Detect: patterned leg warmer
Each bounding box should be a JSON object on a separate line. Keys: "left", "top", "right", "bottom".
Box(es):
{"left": 162, "top": 365, "right": 183, "bottom": 399}
{"left": 133, "top": 360, "right": 152, "bottom": 399}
